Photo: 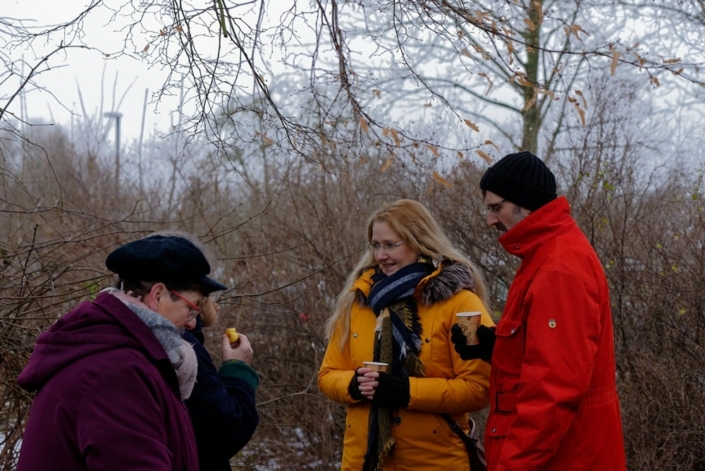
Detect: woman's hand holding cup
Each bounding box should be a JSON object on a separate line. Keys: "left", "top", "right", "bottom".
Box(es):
{"left": 358, "top": 362, "right": 388, "bottom": 400}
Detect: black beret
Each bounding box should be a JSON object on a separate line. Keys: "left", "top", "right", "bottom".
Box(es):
{"left": 105, "top": 235, "right": 227, "bottom": 292}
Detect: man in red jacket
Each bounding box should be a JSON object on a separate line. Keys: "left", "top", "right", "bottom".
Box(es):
{"left": 452, "top": 152, "right": 627, "bottom": 470}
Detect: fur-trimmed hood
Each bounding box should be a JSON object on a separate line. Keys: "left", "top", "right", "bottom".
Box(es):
{"left": 353, "top": 261, "right": 477, "bottom": 307}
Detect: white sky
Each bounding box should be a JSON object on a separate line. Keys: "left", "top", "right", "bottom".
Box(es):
{"left": 5, "top": 0, "right": 182, "bottom": 141}
{"left": 5, "top": 0, "right": 705, "bottom": 161}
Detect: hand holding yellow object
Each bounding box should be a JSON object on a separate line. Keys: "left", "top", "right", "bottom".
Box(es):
{"left": 225, "top": 327, "right": 239, "bottom": 345}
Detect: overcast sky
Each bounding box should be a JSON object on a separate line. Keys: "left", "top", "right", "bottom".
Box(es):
{"left": 6, "top": 0, "right": 182, "bottom": 141}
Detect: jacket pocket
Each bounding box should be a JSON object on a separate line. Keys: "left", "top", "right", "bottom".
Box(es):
{"left": 495, "top": 318, "right": 522, "bottom": 338}
{"left": 485, "top": 410, "right": 514, "bottom": 439}
{"left": 492, "top": 319, "right": 524, "bottom": 375}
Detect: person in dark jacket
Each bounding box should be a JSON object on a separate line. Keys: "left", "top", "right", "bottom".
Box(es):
{"left": 16, "top": 234, "right": 228, "bottom": 470}
{"left": 151, "top": 230, "right": 260, "bottom": 470}
{"left": 184, "top": 313, "right": 260, "bottom": 470}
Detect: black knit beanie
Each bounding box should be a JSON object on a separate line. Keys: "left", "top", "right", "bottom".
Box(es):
{"left": 479, "top": 151, "right": 557, "bottom": 211}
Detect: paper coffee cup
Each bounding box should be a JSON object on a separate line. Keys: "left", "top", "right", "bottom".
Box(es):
{"left": 363, "top": 361, "right": 389, "bottom": 372}
{"left": 456, "top": 312, "right": 482, "bottom": 345}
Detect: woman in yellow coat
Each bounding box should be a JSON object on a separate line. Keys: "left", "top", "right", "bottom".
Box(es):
{"left": 319, "top": 199, "right": 492, "bottom": 470}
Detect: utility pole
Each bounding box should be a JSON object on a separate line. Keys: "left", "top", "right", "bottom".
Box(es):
{"left": 103, "top": 111, "right": 123, "bottom": 194}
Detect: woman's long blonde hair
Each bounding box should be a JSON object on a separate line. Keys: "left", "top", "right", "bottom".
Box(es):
{"left": 324, "top": 199, "right": 489, "bottom": 345}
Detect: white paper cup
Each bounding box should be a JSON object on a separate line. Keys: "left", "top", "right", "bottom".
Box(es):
{"left": 456, "top": 312, "right": 482, "bottom": 345}
{"left": 363, "top": 361, "right": 389, "bottom": 372}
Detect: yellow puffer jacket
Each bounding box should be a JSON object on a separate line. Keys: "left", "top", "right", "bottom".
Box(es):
{"left": 319, "top": 263, "right": 493, "bottom": 470}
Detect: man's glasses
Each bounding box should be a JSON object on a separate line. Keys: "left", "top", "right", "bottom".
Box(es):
{"left": 368, "top": 241, "right": 404, "bottom": 253}
{"left": 486, "top": 199, "right": 506, "bottom": 214}
{"left": 169, "top": 290, "right": 202, "bottom": 320}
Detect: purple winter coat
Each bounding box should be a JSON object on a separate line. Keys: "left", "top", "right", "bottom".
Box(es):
{"left": 16, "top": 292, "right": 199, "bottom": 470}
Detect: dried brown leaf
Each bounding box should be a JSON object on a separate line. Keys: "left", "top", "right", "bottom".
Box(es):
{"left": 537, "top": 88, "right": 557, "bottom": 100}
{"left": 517, "top": 76, "right": 532, "bottom": 87}
{"left": 575, "top": 104, "right": 586, "bottom": 126}
{"left": 610, "top": 50, "right": 621, "bottom": 75}
{"left": 475, "top": 149, "right": 493, "bottom": 164}
{"left": 432, "top": 171, "right": 454, "bottom": 189}
{"left": 360, "top": 117, "right": 369, "bottom": 133}
{"left": 634, "top": 52, "right": 645, "bottom": 70}
{"left": 570, "top": 24, "right": 587, "bottom": 38}
{"left": 390, "top": 128, "right": 402, "bottom": 147}
{"left": 463, "top": 119, "right": 480, "bottom": 132}
{"left": 478, "top": 73, "right": 494, "bottom": 96}
{"left": 471, "top": 44, "right": 490, "bottom": 59}
{"left": 522, "top": 91, "right": 537, "bottom": 111}
{"left": 427, "top": 144, "right": 440, "bottom": 157}
{"left": 380, "top": 156, "right": 394, "bottom": 172}
{"left": 484, "top": 140, "right": 500, "bottom": 152}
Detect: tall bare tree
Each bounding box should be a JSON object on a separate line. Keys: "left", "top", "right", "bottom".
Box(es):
{"left": 2, "top": 1, "right": 704, "bottom": 166}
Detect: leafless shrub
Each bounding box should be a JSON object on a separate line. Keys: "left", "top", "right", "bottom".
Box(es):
{"left": 3, "top": 105, "right": 705, "bottom": 470}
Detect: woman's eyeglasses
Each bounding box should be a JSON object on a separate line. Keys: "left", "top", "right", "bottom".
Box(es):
{"left": 368, "top": 241, "right": 404, "bottom": 253}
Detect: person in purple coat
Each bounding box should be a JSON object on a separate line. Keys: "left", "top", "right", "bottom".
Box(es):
{"left": 16, "top": 234, "right": 230, "bottom": 470}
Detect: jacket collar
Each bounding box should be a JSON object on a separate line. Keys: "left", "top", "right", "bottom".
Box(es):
{"left": 499, "top": 196, "right": 576, "bottom": 259}
{"left": 352, "top": 261, "right": 475, "bottom": 306}
{"left": 94, "top": 292, "right": 174, "bottom": 365}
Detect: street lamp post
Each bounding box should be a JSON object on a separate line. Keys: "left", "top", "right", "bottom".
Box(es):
{"left": 103, "top": 111, "right": 123, "bottom": 194}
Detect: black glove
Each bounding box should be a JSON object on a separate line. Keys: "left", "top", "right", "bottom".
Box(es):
{"left": 348, "top": 368, "right": 365, "bottom": 401}
{"left": 372, "top": 373, "right": 410, "bottom": 409}
{"left": 451, "top": 324, "right": 496, "bottom": 363}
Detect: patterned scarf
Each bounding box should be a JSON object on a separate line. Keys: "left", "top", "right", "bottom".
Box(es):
{"left": 362, "top": 260, "right": 435, "bottom": 471}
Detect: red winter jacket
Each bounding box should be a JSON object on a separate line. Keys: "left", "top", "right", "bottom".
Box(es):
{"left": 485, "top": 197, "right": 626, "bottom": 471}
